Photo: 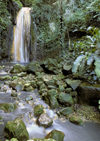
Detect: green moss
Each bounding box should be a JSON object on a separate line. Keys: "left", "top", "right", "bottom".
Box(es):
{"left": 4, "top": 118, "right": 29, "bottom": 141}
{"left": 0, "top": 103, "right": 17, "bottom": 113}
{"left": 34, "top": 105, "right": 44, "bottom": 116}
{"left": 12, "top": 0, "right": 23, "bottom": 8}
{"left": 0, "top": 0, "right": 11, "bottom": 31}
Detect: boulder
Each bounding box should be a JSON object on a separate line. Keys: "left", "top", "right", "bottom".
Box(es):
{"left": 24, "top": 83, "right": 34, "bottom": 92}
{"left": 10, "top": 64, "right": 25, "bottom": 74}
{"left": 65, "top": 79, "right": 81, "bottom": 90}
{"left": 48, "top": 89, "right": 59, "bottom": 108}
{"left": 58, "top": 93, "right": 73, "bottom": 106}
{"left": 0, "top": 103, "right": 17, "bottom": 113}
{"left": 45, "top": 130, "right": 65, "bottom": 141}
{"left": 4, "top": 118, "right": 29, "bottom": 141}
{"left": 34, "top": 105, "right": 44, "bottom": 117}
{"left": 60, "top": 107, "right": 74, "bottom": 117}
{"left": 37, "top": 113, "right": 53, "bottom": 128}
{"left": 69, "top": 115, "right": 83, "bottom": 125}
{"left": 77, "top": 83, "right": 100, "bottom": 105}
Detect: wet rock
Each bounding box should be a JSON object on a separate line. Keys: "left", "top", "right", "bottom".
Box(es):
{"left": 4, "top": 118, "right": 29, "bottom": 141}
{"left": 48, "top": 89, "right": 59, "bottom": 109}
{"left": 25, "top": 96, "right": 33, "bottom": 102}
{"left": 9, "top": 79, "right": 24, "bottom": 91}
{"left": 10, "top": 64, "right": 25, "bottom": 74}
{"left": 0, "top": 85, "right": 10, "bottom": 92}
{"left": 15, "top": 84, "right": 23, "bottom": 91}
{"left": 37, "top": 113, "right": 53, "bottom": 128}
{"left": 58, "top": 92, "right": 73, "bottom": 106}
{"left": 60, "top": 107, "right": 74, "bottom": 117}
{"left": 45, "top": 130, "right": 65, "bottom": 141}
{"left": 24, "top": 83, "right": 34, "bottom": 92}
{"left": 65, "top": 79, "right": 81, "bottom": 90}
{"left": 34, "top": 105, "right": 44, "bottom": 117}
{"left": 0, "top": 103, "right": 17, "bottom": 113}
{"left": 69, "top": 115, "right": 83, "bottom": 125}
{"left": 77, "top": 83, "right": 100, "bottom": 105}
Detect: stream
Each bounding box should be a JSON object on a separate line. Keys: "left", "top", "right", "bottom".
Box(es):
{"left": 0, "top": 90, "right": 100, "bottom": 141}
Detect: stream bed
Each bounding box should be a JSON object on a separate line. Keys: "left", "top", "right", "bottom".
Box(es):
{"left": 0, "top": 90, "right": 100, "bottom": 141}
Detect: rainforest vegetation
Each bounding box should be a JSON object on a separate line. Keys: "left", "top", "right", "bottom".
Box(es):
{"left": 0, "top": 0, "right": 100, "bottom": 141}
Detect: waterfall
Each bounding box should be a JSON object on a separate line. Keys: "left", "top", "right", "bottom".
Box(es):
{"left": 33, "top": 19, "right": 38, "bottom": 61}
{"left": 12, "top": 7, "right": 31, "bottom": 63}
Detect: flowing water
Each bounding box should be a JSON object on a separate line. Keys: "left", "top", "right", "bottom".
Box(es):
{"left": 12, "top": 7, "right": 31, "bottom": 63}
{"left": 0, "top": 90, "right": 100, "bottom": 141}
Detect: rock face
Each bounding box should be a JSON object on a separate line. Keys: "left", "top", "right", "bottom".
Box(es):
{"left": 37, "top": 113, "right": 53, "bottom": 128}
{"left": 4, "top": 118, "right": 29, "bottom": 141}
{"left": 45, "top": 130, "right": 65, "bottom": 141}
{"left": 77, "top": 83, "right": 100, "bottom": 105}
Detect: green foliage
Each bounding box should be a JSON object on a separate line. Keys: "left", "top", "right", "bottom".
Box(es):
{"left": 12, "top": 0, "right": 23, "bottom": 8}
{"left": 31, "top": 1, "right": 61, "bottom": 52}
{"left": 0, "top": 0, "right": 11, "bottom": 31}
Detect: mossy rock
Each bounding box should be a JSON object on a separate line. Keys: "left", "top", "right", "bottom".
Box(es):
{"left": 48, "top": 89, "right": 59, "bottom": 109}
{"left": 60, "top": 107, "right": 74, "bottom": 117}
{"left": 10, "top": 64, "right": 25, "bottom": 74}
{"left": 4, "top": 118, "right": 29, "bottom": 141}
{"left": 0, "top": 103, "right": 17, "bottom": 113}
{"left": 0, "top": 75, "right": 11, "bottom": 81}
{"left": 37, "top": 113, "right": 53, "bottom": 128}
{"left": 58, "top": 93, "right": 74, "bottom": 106}
{"left": 34, "top": 105, "right": 44, "bottom": 117}
{"left": 0, "top": 116, "right": 3, "bottom": 120}
{"left": 45, "top": 130, "right": 65, "bottom": 141}
{"left": 69, "top": 115, "right": 83, "bottom": 125}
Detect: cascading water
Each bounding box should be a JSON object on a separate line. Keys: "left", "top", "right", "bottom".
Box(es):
{"left": 12, "top": 7, "right": 31, "bottom": 63}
